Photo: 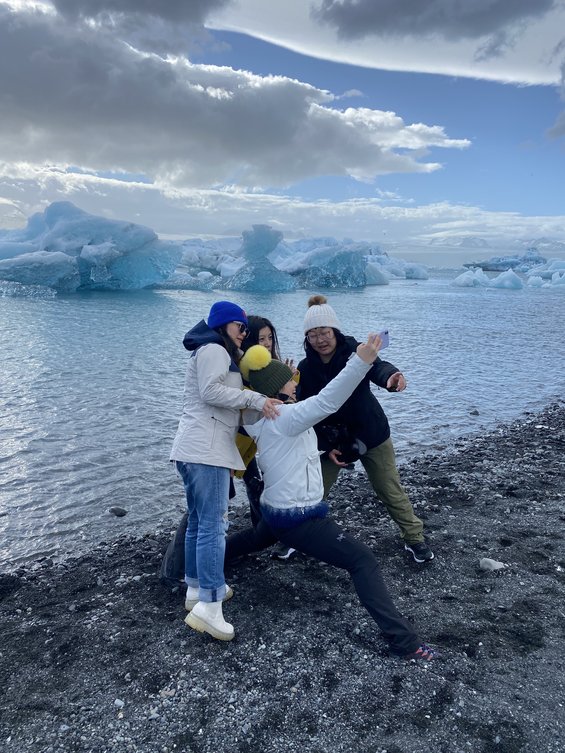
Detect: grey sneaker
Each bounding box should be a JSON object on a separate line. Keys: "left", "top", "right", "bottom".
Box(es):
{"left": 404, "top": 542, "right": 434, "bottom": 563}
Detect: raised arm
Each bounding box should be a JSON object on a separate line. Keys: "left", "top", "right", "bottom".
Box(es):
{"left": 278, "top": 334, "right": 382, "bottom": 436}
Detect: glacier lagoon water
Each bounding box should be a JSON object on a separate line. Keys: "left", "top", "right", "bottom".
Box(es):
{"left": 1, "top": 275, "right": 564, "bottom": 566}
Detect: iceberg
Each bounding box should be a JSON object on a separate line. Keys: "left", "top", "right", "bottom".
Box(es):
{"left": 451, "top": 268, "right": 523, "bottom": 289}
{"left": 365, "top": 262, "right": 390, "bottom": 286}
{"left": 451, "top": 268, "right": 491, "bottom": 287}
{"left": 224, "top": 258, "right": 297, "bottom": 292}
{"left": 463, "top": 248, "right": 546, "bottom": 272}
{"left": 0, "top": 205, "right": 433, "bottom": 293}
{"left": 403, "top": 263, "right": 429, "bottom": 280}
{"left": 296, "top": 250, "right": 367, "bottom": 289}
{"left": 526, "top": 258, "right": 565, "bottom": 280}
{"left": 488, "top": 269, "right": 523, "bottom": 290}
{"left": 0, "top": 202, "right": 181, "bottom": 292}
{"left": 223, "top": 225, "right": 297, "bottom": 292}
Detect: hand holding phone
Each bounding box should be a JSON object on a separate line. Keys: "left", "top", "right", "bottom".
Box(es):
{"left": 378, "top": 329, "right": 390, "bottom": 349}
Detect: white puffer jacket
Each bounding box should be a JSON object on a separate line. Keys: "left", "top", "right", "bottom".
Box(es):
{"left": 244, "top": 353, "right": 372, "bottom": 526}
{"left": 170, "top": 343, "right": 266, "bottom": 471}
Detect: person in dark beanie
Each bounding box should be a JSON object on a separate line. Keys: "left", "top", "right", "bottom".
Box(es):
{"left": 239, "top": 315, "right": 297, "bottom": 560}
{"left": 296, "top": 295, "right": 434, "bottom": 564}
{"left": 170, "top": 300, "right": 281, "bottom": 642}
{"left": 225, "top": 337, "right": 436, "bottom": 660}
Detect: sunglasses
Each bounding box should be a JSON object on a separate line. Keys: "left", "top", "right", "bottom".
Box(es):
{"left": 232, "top": 321, "right": 249, "bottom": 335}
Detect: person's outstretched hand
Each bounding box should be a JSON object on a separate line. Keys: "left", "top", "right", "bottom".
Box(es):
{"left": 386, "top": 372, "right": 406, "bottom": 392}
{"left": 262, "top": 397, "right": 282, "bottom": 419}
{"left": 356, "top": 333, "right": 382, "bottom": 364}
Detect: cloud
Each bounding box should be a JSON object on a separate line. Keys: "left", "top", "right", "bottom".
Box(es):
{"left": 46, "top": 0, "right": 235, "bottom": 54}
{"left": 210, "top": 0, "right": 565, "bottom": 84}
{"left": 312, "top": 0, "right": 557, "bottom": 51}
{"left": 50, "top": 0, "right": 233, "bottom": 25}
{"left": 2, "top": 164, "right": 565, "bottom": 247}
{"left": 0, "top": 5, "right": 469, "bottom": 192}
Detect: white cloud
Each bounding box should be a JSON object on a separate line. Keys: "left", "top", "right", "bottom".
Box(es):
{"left": 2, "top": 164, "right": 565, "bottom": 249}
{"left": 210, "top": 0, "right": 565, "bottom": 85}
{"left": 0, "top": 4, "right": 468, "bottom": 192}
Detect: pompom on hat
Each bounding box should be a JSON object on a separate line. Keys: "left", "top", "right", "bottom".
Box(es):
{"left": 207, "top": 300, "right": 248, "bottom": 329}
{"left": 303, "top": 294, "right": 341, "bottom": 334}
{"left": 240, "top": 345, "right": 293, "bottom": 397}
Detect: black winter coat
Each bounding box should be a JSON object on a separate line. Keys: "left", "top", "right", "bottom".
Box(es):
{"left": 296, "top": 335, "right": 399, "bottom": 452}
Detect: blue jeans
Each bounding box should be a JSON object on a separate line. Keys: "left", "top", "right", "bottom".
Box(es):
{"left": 176, "top": 461, "right": 230, "bottom": 603}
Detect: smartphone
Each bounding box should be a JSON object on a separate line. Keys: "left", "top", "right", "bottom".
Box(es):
{"left": 378, "top": 329, "right": 390, "bottom": 349}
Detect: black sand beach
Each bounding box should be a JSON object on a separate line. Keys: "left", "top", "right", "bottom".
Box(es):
{"left": 1, "top": 403, "right": 564, "bottom": 753}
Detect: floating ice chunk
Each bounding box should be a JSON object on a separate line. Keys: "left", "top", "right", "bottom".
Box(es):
{"left": 489, "top": 269, "right": 523, "bottom": 289}
{"left": 365, "top": 262, "right": 390, "bottom": 285}
{"left": 527, "top": 275, "right": 545, "bottom": 287}
{"left": 551, "top": 270, "right": 565, "bottom": 286}
{"left": 451, "top": 268, "right": 490, "bottom": 287}
{"left": 225, "top": 259, "right": 297, "bottom": 292}
{"left": 296, "top": 250, "right": 367, "bottom": 289}
{"left": 0, "top": 250, "right": 80, "bottom": 292}
{"left": 465, "top": 248, "right": 546, "bottom": 272}
{"left": 525, "top": 258, "right": 565, "bottom": 280}
{"left": 404, "top": 263, "right": 429, "bottom": 280}
{"left": 0, "top": 201, "right": 182, "bottom": 291}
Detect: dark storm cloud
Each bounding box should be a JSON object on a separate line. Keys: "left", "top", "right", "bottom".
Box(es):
{"left": 312, "top": 0, "right": 558, "bottom": 51}
{"left": 50, "top": 0, "right": 233, "bottom": 25}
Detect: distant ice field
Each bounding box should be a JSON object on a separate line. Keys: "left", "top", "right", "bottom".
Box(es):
{"left": 0, "top": 275, "right": 564, "bottom": 566}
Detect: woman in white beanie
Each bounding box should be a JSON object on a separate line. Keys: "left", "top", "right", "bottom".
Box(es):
{"left": 297, "top": 295, "right": 433, "bottom": 564}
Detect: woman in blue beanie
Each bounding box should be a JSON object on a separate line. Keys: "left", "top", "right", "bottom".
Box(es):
{"left": 170, "top": 301, "right": 281, "bottom": 641}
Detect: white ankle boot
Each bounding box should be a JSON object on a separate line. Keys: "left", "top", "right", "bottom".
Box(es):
{"left": 185, "top": 600, "right": 234, "bottom": 641}
{"left": 185, "top": 585, "right": 234, "bottom": 612}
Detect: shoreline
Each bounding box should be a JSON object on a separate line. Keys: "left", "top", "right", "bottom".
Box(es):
{"left": 1, "top": 402, "right": 564, "bottom": 752}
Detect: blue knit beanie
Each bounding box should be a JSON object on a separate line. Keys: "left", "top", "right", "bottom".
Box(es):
{"left": 207, "top": 300, "right": 248, "bottom": 329}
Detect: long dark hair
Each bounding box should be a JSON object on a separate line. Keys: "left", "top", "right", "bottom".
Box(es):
{"left": 215, "top": 325, "right": 242, "bottom": 365}
{"left": 242, "top": 315, "right": 281, "bottom": 360}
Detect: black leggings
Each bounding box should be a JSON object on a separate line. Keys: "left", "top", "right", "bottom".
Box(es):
{"left": 225, "top": 516, "right": 420, "bottom": 657}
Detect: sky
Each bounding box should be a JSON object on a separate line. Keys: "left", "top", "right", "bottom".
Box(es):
{"left": 1, "top": 0, "right": 565, "bottom": 258}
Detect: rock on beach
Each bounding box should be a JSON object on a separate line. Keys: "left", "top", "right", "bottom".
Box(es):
{"left": 0, "top": 403, "right": 564, "bottom": 753}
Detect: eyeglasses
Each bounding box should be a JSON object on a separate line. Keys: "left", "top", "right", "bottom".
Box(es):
{"left": 232, "top": 321, "right": 249, "bottom": 335}
{"left": 306, "top": 328, "right": 333, "bottom": 343}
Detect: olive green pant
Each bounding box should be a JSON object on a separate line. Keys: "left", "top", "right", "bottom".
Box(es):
{"left": 321, "top": 438, "right": 424, "bottom": 544}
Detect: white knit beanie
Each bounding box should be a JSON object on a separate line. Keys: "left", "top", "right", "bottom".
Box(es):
{"left": 303, "top": 294, "right": 341, "bottom": 333}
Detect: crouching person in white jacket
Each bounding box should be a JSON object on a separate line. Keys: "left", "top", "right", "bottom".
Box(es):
{"left": 227, "top": 334, "right": 435, "bottom": 660}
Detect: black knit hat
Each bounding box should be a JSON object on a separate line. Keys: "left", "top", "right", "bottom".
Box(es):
{"left": 239, "top": 345, "right": 293, "bottom": 397}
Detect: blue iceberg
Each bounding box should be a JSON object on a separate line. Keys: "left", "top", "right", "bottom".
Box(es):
{"left": 0, "top": 202, "right": 181, "bottom": 292}
{"left": 464, "top": 248, "right": 546, "bottom": 273}
{"left": 0, "top": 205, "right": 432, "bottom": 293}
{"left": 451, "top": 268, "right": 523, "bottom": 289}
